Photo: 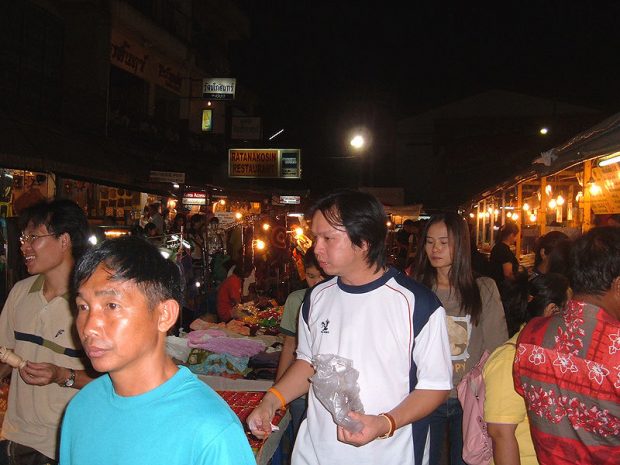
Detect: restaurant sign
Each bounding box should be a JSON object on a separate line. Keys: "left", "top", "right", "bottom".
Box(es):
{"left": 202, "top": 78, "right": 236, "bottom": 100}
{"left": 228, "top": 149, "right": 301, "bottom": 179}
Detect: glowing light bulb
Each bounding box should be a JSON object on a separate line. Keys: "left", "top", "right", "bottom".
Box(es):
{"left": 545, "top": 185, "right": 552, "bottom": 196}
{"left": 219, "top": 199, "right": 226, "bottom": 205}
{"left": 556, "top": 195, "right": 565, "bottom": 206}
{"left": 529, "top": 213, "right": 537, "bottom": 222}
{"left": 295, "top": 227, "right": 304, "bottom": 237}
{"left": 512, "top": 213, "right": 519, "bottom": 221}
{"left": 589, "top": 183, "right": 602, "bottom": 195}
{"left": 548, "top": 199, "right": 557, "bottom": 209}
{"left": 235, "top": 212, "right": 243, "bottom": 220}
{"left": 262, "top": 223, "right": 270, "bottom": 231}
{"left": 255, "top": 239, "right": 266, "bottom": 250}
{"left": 523, "top": 203, "right": 530, "bottom": 211}
{"left": 469, "top": 213, "right": 475, "bottom": 218}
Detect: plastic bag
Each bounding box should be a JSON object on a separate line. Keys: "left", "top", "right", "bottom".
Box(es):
{"left": 310, "top": 354, "right": 364, "bottom": 432}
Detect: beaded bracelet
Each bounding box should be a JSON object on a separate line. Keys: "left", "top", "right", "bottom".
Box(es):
{"left": 267, "top": 387, "right": 287, "bottom": 410}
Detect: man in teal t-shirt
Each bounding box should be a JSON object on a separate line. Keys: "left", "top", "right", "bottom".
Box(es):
{"left": 60, "top": 236, "right": 255, "bottom": 465}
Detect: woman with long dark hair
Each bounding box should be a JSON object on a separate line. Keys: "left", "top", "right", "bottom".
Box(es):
{"left": 413, "top": 212, "right": 507, "bottom": 465}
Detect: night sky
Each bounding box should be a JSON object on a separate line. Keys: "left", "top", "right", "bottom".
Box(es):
{"left": 230, "top": 1, "right": 620, "bottom": 202}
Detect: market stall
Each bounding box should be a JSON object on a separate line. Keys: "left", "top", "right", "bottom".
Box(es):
{"left": 166, "top": 299, "right": 287, "bottom": 463}
{"left": 463, "top": 110, "right": 620, "bottom": 269}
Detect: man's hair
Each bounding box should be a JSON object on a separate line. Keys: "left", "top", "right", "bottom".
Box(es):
{"left": 502, "top": 272, "right": 569, "bottom": 336}
{"left": 303, "top": 246, "right": 321, "bottom": 270}
{"left": 570, "top": 226, "right": 620, "bottom": 295}
{"left": 19, "top": 198, "right": 90, "bottom": 260}
{"left": 310, "top": 189, "right": 387, "bottom": 272}
{"left": 74, "top": 235, "right": 183, "bottom": 310}
{"left": 534, "top": 231, "right": 569, "bottom": 267}
{"left": 403, "top": 219, "right": 415, "bottom": 228}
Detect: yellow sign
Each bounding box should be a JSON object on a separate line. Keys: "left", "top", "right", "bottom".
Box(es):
{"left": 201, "top": 109, "right": 213, "bottom": 132}
{"left": 588, "top": 165, "right": 620, "bottom": 214}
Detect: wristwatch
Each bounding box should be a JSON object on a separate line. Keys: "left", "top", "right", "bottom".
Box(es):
{"left": 61, "top": 368, "right": 76, "bottom": 388}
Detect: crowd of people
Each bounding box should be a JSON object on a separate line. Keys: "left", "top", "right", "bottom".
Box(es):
{"left": 0, "top": 191, "right": 617, "bottom": 465}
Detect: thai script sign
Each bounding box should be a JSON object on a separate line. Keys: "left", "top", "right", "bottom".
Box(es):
{"left": 202, "top": 78, "right": 236, "bottom": 100}
{"left": 228, "top": 149, "right": 301, "bottom": 179}
{"left": 110, "top": 29, "right": 183, "bottom": 95}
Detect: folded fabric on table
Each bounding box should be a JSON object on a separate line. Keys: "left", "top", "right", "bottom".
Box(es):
{"left": 248, "top": 350, "right": 280, "bottom": 369}
{"left": 187, "top": 330, "right": 265, "bottom": 357}
{"left": 188, "top": 352, "right": 249, "bottom": 376}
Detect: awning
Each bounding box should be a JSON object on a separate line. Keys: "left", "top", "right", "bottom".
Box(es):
{"left": 0, "top": 114, "right": 178, "bottom": 196}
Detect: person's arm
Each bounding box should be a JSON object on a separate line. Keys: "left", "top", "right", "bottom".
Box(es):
{"left": 275, "top": 334, "right": 296, "bottom": 381}
{"left": 339, "top": 307, "right": 453, "bottom": 446}
{"left": 502, "top": 262, "right": 515, "bottom": 280}
{"left": 488, "top": 423, "right": 521, "bottom": 465}
{"left": 337, "top": 389, "right": 449, "bottom": 445}
{"left": 20, "top": 362, "right": 98, "bottom": 389}
{"left": 479, "top": 279, "right": 509, "bottom": 351}
{"left": 247, "top": 359, "right": 313, "bottom": 438}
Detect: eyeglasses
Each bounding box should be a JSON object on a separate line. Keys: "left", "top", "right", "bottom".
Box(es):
{"left": 19, "top": 233, "right": 56, "bottom": 245}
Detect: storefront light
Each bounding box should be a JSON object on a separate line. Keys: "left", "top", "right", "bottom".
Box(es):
{"left": 469, "top": 213, "right": 475, "bottom": 218}
{"left": 295, "top": 227, "right": 304, "bottom": 237}
{"left": 589, "top": 182, "right": 602, "bottom": 196}
{"left": 529, "top": 213, "right": 537, "bottom": 222}
{"left": 556, "top": 194, "right": 565, "bottom": 206}
{"left": 506, "top": 212, "right": 513, "bottom": 219}
{"left": 545, "top": 184, "right": 552, "bottom": 196}
{"left": 219, "top": 199, "right": 226, "bottom": 205}
{"left": 598, "top": 152, "right": 620, "bottom": 167}
{"left": 523, "top": 203, "right": 530, "bottom": 211}
{"left": 548, "top": 199, "right": 557, "bottom": 209}
{"left": 512, "top": 213, "right": 519, "bottom": 221}
{"left": 235, "top": 212, "right": 243, "bottom": 220}
{"left": 262, "top": 223, "right": 270, "bottom": 231}
{"left": 254, "top": 239, "right": 266, "bottom": 250}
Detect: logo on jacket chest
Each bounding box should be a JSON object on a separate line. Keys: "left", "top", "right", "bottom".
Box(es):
{"left": 320, "top": 319, "right": 330, "bottom": 334}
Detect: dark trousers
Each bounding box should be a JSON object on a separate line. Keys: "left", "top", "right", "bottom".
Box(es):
{"left": 428, "top": 397, "right": 466, "bottom": 465}
{"left": 0, "top": 441, "right": 57, "bottom": 465}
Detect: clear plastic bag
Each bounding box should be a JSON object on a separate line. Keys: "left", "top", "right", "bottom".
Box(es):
{"left": 310, "top": 354, "right": 364, "bottom": 432}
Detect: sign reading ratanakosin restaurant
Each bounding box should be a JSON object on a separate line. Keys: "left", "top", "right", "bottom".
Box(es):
{"left": 228, "top": 149, "right": 301, "bottom": 179}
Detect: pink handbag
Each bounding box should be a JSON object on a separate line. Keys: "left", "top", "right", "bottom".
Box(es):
{"left": 456, "top": 350, "right": 493, "bottom": 465}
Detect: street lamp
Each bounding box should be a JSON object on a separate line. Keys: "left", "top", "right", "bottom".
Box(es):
{"left": 350, "top": 134, "right": 365, "bottom": 150}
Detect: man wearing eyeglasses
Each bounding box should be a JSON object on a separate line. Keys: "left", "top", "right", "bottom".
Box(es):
{"left": 0, "top": 199, "right": 95, "bottom": 465}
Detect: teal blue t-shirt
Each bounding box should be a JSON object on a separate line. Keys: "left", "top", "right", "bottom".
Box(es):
{"left": 60, "top": 366, "right": 256, "bottom": 465}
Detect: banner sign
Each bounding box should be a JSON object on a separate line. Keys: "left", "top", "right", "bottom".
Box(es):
{"left": 149, "top": 170, "right": 185, "bottom": 183}
{"left": 202, "top": 78, "right": 236, "bottom": 100}
{"left": 110, "top": 29, "right": 183, "bottom": 95}
{"left": 228, "top": 149, "right": 301, "bottom": 179}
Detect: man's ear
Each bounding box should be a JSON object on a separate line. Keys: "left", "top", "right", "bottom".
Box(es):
{"left": 60, "top": 232, "right": 72, "bottom": 251}
{"left": 157, "top": 299, "right": 180, "bottom": 333}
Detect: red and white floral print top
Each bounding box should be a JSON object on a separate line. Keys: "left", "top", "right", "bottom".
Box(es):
{"left": 514, "top": 300, "right": 620, "bottom": 465}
